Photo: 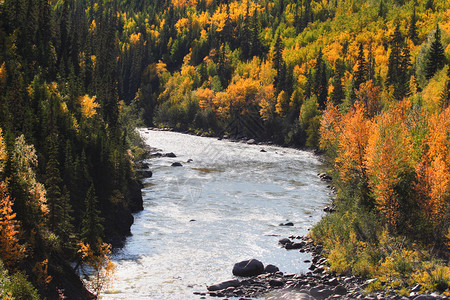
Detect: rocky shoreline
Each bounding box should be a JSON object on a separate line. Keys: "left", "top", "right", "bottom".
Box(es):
{"left": 198, "top": 236, "right": 447, "bottom": 300}
{"left": 137, "top": 128, "right": 447, "bottom": 300}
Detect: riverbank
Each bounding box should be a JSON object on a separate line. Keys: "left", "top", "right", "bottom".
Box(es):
{"left": 199, "top": 235, "right": 448, "bottom": 300}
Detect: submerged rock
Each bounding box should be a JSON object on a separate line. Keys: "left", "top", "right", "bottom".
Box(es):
{"left": 171, "top": 162, "right": 183, "bottom": 167}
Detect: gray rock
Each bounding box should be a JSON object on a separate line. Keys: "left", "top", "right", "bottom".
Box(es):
{"left": 269, "top": 279, "right": 284, "bottom": 287}
{"left": 232, "top": 259, "right": 265, "bottom": 277}
{"left": 264, "top": 264, "right": 279, "bottom": 273}
{"left": 207, "top": 279, "right": 240, "bottom": 291}
{"left": 279, "top": 222, "right": 294, "bottom": 226}
{"left": 334, "top": 285, "right": 347, "bottom": 295}
{"left": 413, "top": 296, "right": 441, "bottom": 300}
{"left": 278, "top": 238, "right": 291, "bottom": 245}
{"left": 247, "top": 139, "right": 256, "bottom": 144}
{"left": 171, "top": 162, "right": 183, "bottom": 167}
{"left": 165, "top": 152, "right": 176, "bottom": 157}
{"left": 310, "top": 287, "right": 333, "bottom": 299}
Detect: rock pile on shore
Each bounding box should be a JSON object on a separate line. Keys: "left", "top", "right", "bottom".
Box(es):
{"left": 197, "top": 236, "right": 447, "bottom": 300}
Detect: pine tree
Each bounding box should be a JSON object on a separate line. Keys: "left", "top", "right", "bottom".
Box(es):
{"left": 314, "top": 49, "right": 328, "bottom": 110}
{"left": 387, "top": 24, "right": 411, "bottom": 100}
{"left": 425, "top": 0, "right": 434, "bottom": 12}
{"left": 57, "top": 186, "right": 74, "bottom": 247}
{"left": 408, "top": 6, "right": 418, "bottom": 45}
{"left": 273, "top": 34, "right": 283, "bottom": 75}
{"left": 249, "top": 8, "right": 262, "bottom": 58}
{"left": 331, "top": 59, "right": 345, "bottom": 105}
{"left": 81, "top": 184, "right": 104, "bottom": 249}
{"left": 354, "top": 43, "right": 367, "bottom": 91}
{"left": 425, "top": 24, "right": 445, "bottom": 80}
{"left": 378, "top": 0, "right": 387, "bottom": 19}
{"left": 45, "top": 134, "right": 62, "bottom": 232}
{"left": 240, "top": 7, "right": 251, "bottom": 60}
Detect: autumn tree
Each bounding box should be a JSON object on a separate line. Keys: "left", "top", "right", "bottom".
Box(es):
{"left": 365, "top": 102, "right": 413, "bottom": 232}
{"left": 441, "top": 67, "right": 450, "bottom": 109}
{"left": 78, "top": 241, "right": 115, "bottom": 296}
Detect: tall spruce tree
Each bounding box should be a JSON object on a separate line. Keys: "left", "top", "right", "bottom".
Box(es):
{"left": 81, "top": 184, "right": 104, "bottom": 249}
{"left": 408, "top": 6, "right": 418, "bottom": 45}
{"left": 425, "top": 24, "right": 446, "bottom": 80}
{"left": 387, "top": 24, "right": 411, "bottom": 100}
{"left": 331, "top": 59, "right": 345, "bottom": 105}
{"left": 314, "top": 49, "right": 328, "bottom": 110}
{"left": 354, "top": 43, "right": 367, "bottom": 91}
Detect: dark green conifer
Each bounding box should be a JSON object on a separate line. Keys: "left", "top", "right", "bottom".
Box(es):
{"left": 353, "top": 43, "right": 367, "bottom": 91}
{"left": 408, "top": 6, "right": 419, "bottom": 45}
{"left": 81, "top": 184, "right": 104, "bottom": 249}
{"left": 331, "top": 59, "right": 345, "bottom": 105}
{"left": 425, "top": 24, "right": 445, "bottom": 80}
{"left": 378, "top": 0, "right": 387, "bottom": 19}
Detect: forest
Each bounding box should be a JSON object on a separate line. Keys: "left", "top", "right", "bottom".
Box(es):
{"left": 0, "top": 0, "right": 449, "bottom": 298}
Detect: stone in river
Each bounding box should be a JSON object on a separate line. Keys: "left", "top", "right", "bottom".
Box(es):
{"left": 207, "top": 279, "right": 240, "bottom": 291}
{"left": 171, "top": 162, "right": 183, "bottom": 167}
{"left": 278, "top": 238, "right": 291, "bottom": 245}
{"left": 165, "top": 152, "right": 177, "bottom": 157}
{"left": 279, "top": 222, "right": 294, "bottom": 226}
{"left": 264, "top": 264, "right": 279, "bottom": 273}
{"left": 232, "top": 259, "right": 265, "bottom": 277}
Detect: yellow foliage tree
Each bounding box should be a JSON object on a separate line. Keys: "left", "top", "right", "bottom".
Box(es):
{"left": 78, "top": 241, "right": 115, "bottom": 297}
{"left": 275, "top": 90, "right": 290, "bottom": 117}
{"left": 79, "top": 95, "right": 100, "bottom": 119}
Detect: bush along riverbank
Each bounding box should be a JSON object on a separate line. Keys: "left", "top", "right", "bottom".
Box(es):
{"left": 309, "top": 101, "right": 450, "bottom": 298}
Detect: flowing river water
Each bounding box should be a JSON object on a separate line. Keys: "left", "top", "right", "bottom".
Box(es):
{"left": 102, "top": 129, "right": 332, "bottom": 299}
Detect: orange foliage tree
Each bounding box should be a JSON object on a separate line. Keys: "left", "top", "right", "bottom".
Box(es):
{"left": 0, "top": 182, "right": 25, "bottom": 270}
{"left": 415, "top": 107, "right": 450, "bottom": 227}
{"left": 365, "top": 102, "right": 413, "bottom": 231}
{"left": 78, "top": 241, "right": 115, "bottom": 297}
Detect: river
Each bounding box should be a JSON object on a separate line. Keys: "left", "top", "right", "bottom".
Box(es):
{"left": 102, "top": 129, "right": 332, "bottom": 299}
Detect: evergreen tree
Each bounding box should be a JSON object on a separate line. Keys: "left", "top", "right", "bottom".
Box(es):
{"left": 45, "top": 134, "right": 61, "bottom": 232}
{"left": 273, "top": 34, "right": 283, "bottom": 75}
{"left": 387, "top": 24, "right": 411, "bottom": 100}
{"left": 314, "top": 49, "right": 328, "bottom": 110}
{"left": 57, "top": 186, "right": 74, "bottom": 247}
{"left": 81, "top": 184, "right": 104, "bottom": 249}
{"left": 378, "top": 0, "right": 387, "bottom": 19}
{"left": 331, "top": 59, "right": 345, "bottom": 105}
{"left": 249, "top": 8, "right": 262, "bottom": 57}
{"left": 425, "top": 0, "right": 434, "bottom": 12}
{"left": 240, "top": 7, "right": 251, "bottom": 60}
{"left": 425, "top": 24, "right": 445, "bottom": 80}
{"left": 408, "top": 6, "right": 418, "bottom": 45}
{"left": 354, "top": 43, "right": 367, "bottom": 91}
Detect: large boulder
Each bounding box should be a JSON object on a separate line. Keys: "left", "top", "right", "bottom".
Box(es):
{"left": 232, "top": 259, "right": 265, "bottom": 277}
